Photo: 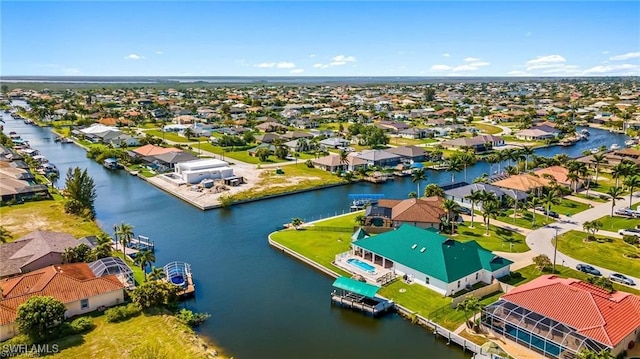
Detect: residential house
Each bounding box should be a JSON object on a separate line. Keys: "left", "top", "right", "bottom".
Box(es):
{"left": 364, "top": 197, "right": 445, "bottom": 229}
{"left": 441, "top": 135, "right": 505, "bottom": 152}
{"left": 398, "top": 127, "right": 431, "bottom": 139}
{"left": 482, "top": 275, "right": 640, "bottom": 359}
{"left": 0, "top": 231, "right": 79, "bottom": 278}
{"left": 383, "top": 146, "right": 429, "bottom": 163}
{"left": 174, "top": 159, "right": 234, "bottom": 184}
{"left": 319, "top": 137, "right": 350, "bottom": 149}
{"left": 378, "top": 121, "right": 410, "bottom": 133}
{"left": 515, "top": 128, "right": 557, "bottom": 141}
{"left": 0, "top": 263, "right": 125, "bottom": 341}
{"left": 492, "top": 173, "right": 551, "bottom": 195}
{"left": 445, "top": 183, "right": 528, "bottom": 208}
{"left": 0, "top": 167, "right": 49, "bottom": 203}
{"left": 351, "top": 150, "right": 402, "bottom": 167}
{"left": 532, "top": 166, "right": 579, "bottom": 188}
{"left": 255, "top": 121, "right": 288, "bottom": 133}
{"left": 255, "top": 133, "right": 281, "bottom": 144}
{"left": 312, "top": 154, "right": 368, "bottom": 172}
{"left": 350, "top": 225, "right": 512, "bottom": 295}
{"left": 281, "top": 131, "right": 314, "bottom": 141}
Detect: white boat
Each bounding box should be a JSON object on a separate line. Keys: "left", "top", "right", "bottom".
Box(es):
{"left": 625, "top": 139, "right": 636, "bottom": 146}
{"left": 610, "top": 144, "right": 620, "bottom": 150}
{"left": 590, "top": 148, "right": 599, "bottom": 154}
{"left": 580, "top": 128, "right": 590, "bottom": 136}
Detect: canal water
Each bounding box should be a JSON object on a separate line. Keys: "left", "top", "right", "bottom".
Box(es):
{"left": 1, "top": 110, "right": 628, "bottom": 359}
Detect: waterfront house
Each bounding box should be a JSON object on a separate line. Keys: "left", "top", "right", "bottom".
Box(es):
{"left": 364, "top": 197, "right": 445, "bottom": 230}
{"left": 174, "top": 158, "right": 234, "bottom": 184}
{"left": 491, "top": 173, "right": 551, "bottom": 195}
{"left": 514, "top": 128, "right": 557, "bottom": 141}
{"left": 350, "top": 225, "right": 512, "bottom": 296}
{"left": 351, "top": 150, "right": 402, "bottom": 168}
{"left": 576, "top": 148, "right": 640, "bottom": 169}
{"left": 0, "top": 231, "right": 80, "bottom": 278}
{"left": 0, "top": 263, "right": 125, "bottom": 341}
{"left": 383, "top": 146, "right": 429, "bottom": 163}
{"left": 441, "top": 135, "right": 505, "bottom": 152}
{"left": 312, "top": 154, "right": 368, "bottom": 172}
{"left": 532, "top": 166, "right": 579, "bottom": 189}
{"left": 482, "top": 275, "right": 640, "bottom": 359}
{"left": 444, "top": 183, "right": 528, "bottom": 209}
{"left": 0, "top": 167, "right": 49, "bottom": 203}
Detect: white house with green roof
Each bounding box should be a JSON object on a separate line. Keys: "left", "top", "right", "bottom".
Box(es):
{"left": 351, "top": 225, "right": 513, "bottom": 296}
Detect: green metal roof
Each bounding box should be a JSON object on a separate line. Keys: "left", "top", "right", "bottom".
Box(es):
{"left": 353, "top": 225, "right": 513, "bottom": 283}
{"left": 332, "top": 277, "right": 380, "bottom": 298}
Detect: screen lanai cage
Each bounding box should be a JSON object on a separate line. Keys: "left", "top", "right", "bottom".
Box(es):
{"left": 163, "top": 261, "right": 192, "bottom": 288}
{"left": 89, "top": 256, "right": 136, "bottom": 289}
{"left": 482, "top": 299, "right": 611, "bottom": 359}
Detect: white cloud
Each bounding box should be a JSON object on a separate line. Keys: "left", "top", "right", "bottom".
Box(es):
{"left": 507, "top": 70, "right": 532, "bottom": 76}
{"left": 155, "top": 51, "right": 163, "bottom": 55}
{"left": 583, "top": 63, "right": 640, "bottom": 75}
{"left": 257, "top": 62, "right": 276, "bottom": 68}
{"left": 313, "top": 63, "right": 329, "bottom": 69}
{"left": 330, "top": 61, "right": 346, "bottom": 66}
{"left": 331, "top": 55, "right": 356, "bottom": 63}
{"left": 452, "top": 64, "right": 480, "bottom": 72}
{"left": 290, "top": 69, "right": 304, "bottom": 74}
{"left": 276, "top": 62, "right": 296, "bottom": 69}
{"left": 464, "top": 57, "right": 480, "bottom": 62}
{"left": 430, "top": 64, "right": 453, "bottom": 71}
{"left": 442, "top": 53, "right": 450, "bottom": 57}
{"left": 525, "top": 54, "right": 565, "bottom": 66}
{"left": 468, "top": 61, "right": 490, "bottom": 67}
{"left": 609, "top": 52, "right": 640, "bottom": 61}
{"left": 124, "top": 54, "right": 144, "bottom": 60}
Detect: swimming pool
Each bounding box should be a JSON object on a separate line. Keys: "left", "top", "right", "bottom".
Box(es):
{"left": 346, "top": 258, "right": 376, "bottom": 274}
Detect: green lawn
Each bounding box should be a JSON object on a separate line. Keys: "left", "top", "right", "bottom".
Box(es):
{"left": 500, "top": 264, "right": 640, "bottom": 296}
{"left": 572, "top": 192, "right": 608, "bottom": 203}
{"left": 230, "top": 163, "right": 347, "bottom": 201}
{"left": 556, "top": 230, "right": 640, "bottom": 278}
{"left": 270, "top": 212, "right": 361, "bottom": 277}
{"left": 453, "top": 222, "right": 529, "bottom": 253}
{"left": 593, "top": 215, "right": 640, "bottom": 231}
{"left": 144, "top": 129, "right": 208, "bottom": 143}
{"left": 0, "top": 199, "right": 103, "bottom": 239}
{"left": 550, "top": 198, "right": 590, "bottom": 216}
{"left": 198, "top": 142, "right": 288, "bottom": 165}
{"left": 42, "top": 310, "right": 227, "bottom": 359}
{"left": 471, "top": 123, "right": 502, "bottom": 135}
{"left": 496, "top": 210, "right": 553, "bottom": 230}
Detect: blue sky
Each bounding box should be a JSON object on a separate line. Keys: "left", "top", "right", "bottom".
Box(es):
{"left": 2, "top": 1, "right": 639, "bottom": 77}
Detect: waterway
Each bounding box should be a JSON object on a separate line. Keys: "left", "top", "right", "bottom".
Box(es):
{"left": 1, "top": 109, "right": 628, "bottom": 359}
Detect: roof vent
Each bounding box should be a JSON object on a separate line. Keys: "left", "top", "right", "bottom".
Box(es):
{"left": 420, "top": 247, "right": 426, "bottom": 253}
{"left": 411, "top": 244, "right": 418, "bottom": 249}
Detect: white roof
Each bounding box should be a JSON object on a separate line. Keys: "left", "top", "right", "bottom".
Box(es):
{"left": 177, "top": 158, "right": 229, "bottom": 171}
{"left": 80, "top": 124, "right": 119, "bottom": 134}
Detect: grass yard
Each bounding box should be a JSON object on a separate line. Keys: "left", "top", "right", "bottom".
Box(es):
{"left": 231, "top": 163, "right": 347, "bottom": 201}
{"left": 198, "top": 142, "right": 288, "bottom": 165}
{"left": 389, "top": 137, "right": 425, "bottom": 146}
{"left": 595, "top": 215, "right": 640, "bottom": 231}
{"left": 43, "top": 311, "right": 227, "bottom": 359}
{"left": 556, "top": 230, "right": 640, "bottom": 278}
{"left": 500, "top": 264, "right": 640, "bottom": 296}
{"left": 471, "top": 123, "right": 502, "bottom": 135}
{"left": 496, "top": 210, "right": 553, "bottom": 230}
{"left": 269, "top": 212, "right": 361, "bottom": 277}
{"left": 0, "top": 199, "right": 102, "bottom": 240}
{"left": 453, "top": 222, "right": 529, "bottom": 253}
{"left": 572, "top": 192, "right": 608, "bottom": 203}
{"left": 551, "top": 198, "right": 590, "bottom": 216}
{"left": 144, "top": 129, "right": 208, "bottom": 143}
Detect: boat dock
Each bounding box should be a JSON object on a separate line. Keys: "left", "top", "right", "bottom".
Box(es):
{"left": 164, "top": 261, "right": 195, "bottom": 299}
{"left": 330, "top": 277, "right": 394, "bottom": 317}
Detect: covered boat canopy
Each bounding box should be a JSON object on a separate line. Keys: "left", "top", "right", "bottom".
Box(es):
{"left": 332, "top": 277, "right": 380, "bottom": 299}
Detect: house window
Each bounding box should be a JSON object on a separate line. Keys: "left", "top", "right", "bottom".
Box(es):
{"left": 425, "top": 277, "right": 430, "bottom": 285}
{"left": 476, "top": 273, "right": 479, "bottom": 280}
{"left": 457, "top": 281, "right": 461, "bottom": 288}
{"left": 81, "top": 299, "right": 89, "bottom": 310}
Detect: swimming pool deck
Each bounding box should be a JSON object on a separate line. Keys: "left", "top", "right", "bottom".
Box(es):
{"left": 334, "top": 252, "right": 396, "bottom": 286}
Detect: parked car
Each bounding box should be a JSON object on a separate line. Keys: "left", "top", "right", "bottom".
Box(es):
{"left": 458, "top": 207, "right": 472, "bottom": 215}
{"left": 534, "top": 206, "right": 559, "bottom": 218}
{"left": 609, "top": 273, "right": 636, "bottom": 286}
{"left": 576, "top": 264, "right": 602, "bottom": 276}
{"left": 618, "top": 228, "right": 640, "bottom": 237}
{"left": 614, "top": 208, "right": 640, "bottom": 218}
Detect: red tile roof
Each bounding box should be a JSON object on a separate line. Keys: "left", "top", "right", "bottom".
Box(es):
{"left": 0, "top": 263, "right": 124, "bottom": 325}
{"left": 133, "top": 144, "right": 181, "bottom": 157}
{"left": 502, "top": 275, "right": 640, "bottom": 347}
{"left": 378, "top": 196, "right": 445, "bottom": 224}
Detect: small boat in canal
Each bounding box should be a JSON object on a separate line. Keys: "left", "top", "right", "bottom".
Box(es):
{"left": 610, "top": 143, "right": 620, "bottom": 150}
{"left": 103, "top": 157, "right": 122, "bottom": 170}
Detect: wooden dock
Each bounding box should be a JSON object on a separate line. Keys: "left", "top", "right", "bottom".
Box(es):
{"left": 177, "top": 273, "right": 196, "bottom": 299}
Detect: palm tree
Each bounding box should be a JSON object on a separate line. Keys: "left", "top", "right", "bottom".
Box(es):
{"left": 611, "top": 162, "right": 626, "bottom": 188}
{"left": 458, "top": 152, "right": 476, "bottom": 182}
{"left": 590, "top": 153, "right": 607, "bottom": 185}
{"left": 446, "top": 156, "right": 463, "bottom": 183}
{"left": 624, "top": 175, "right": 640, "bottom": 207}
{"left": 290, "top": 217, "right": 304, "bottom": 230}
{"left": 94, "top": 232, "right": 113, "bottom": 259}
{"left": 528, "top": 197, "right": 543, "bottom": 227}
{"left": 148, "top": 266, "right": 166, "bottom": 281}
{"left": 338, "top": 150, "right": 349, "bottom": 172}
{"left": 183, "top": 127, "right": 195, "bottom": 140}
{"left": 496, "top": 150, "right": 509, "bottom": 173}
{"left": 442, "top": 198, "right": 461, "bottom": 234}
{"left": 541, "top": 191, "right": 560, "bottom": 220}
{"left": 411, "top": 168, "right": 427, "bottom": 197}
{"left": 606, "top": 186, "right": 624, "bottom": 217}
{"left": 456, "top": 295, "right": 482, "bottom": 330}
{"left": 486, "top": 153, "right": 500, "bottom": 175}
{"left": 423, "top": 183, "right": 445, "bottom": 198}
{"left": 115, "top": 222, "right": 134, "bottom": 256}
{"left": 47, "top": 171, "right": 60, "bottom": 189}
{"left": 0, "top": 226, "right": 12, "bottom": 243}
{"left": 134, "top": 250, "right": 156, "bottom": 281}
{"left": 508, "top": 148, "right": 524, "bottom": 173}
{"left": 354, "top": 214, "right": 366, "bottom": 226}
{"left": 565, "top": 172, "right": 581, "bottom": 194}
{"left": 481, "top": 196, "right": 500, "bottom": 236}
{"left": 520, "top": 146, "right": 535, "bottom": 172}
{"left": 465, "top": 190, "right": 484, "bottom": 228}
{"left": 577, "top": 349, "right": 614, "bottom": 359}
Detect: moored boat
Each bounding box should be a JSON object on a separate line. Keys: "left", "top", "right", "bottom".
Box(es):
{"left": 610, "top": 143, "right": 620, "bottom": 150}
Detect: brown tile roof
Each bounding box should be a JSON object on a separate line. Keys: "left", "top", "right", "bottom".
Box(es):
{"left": 0, "top": 263, "right": 124, "bottom": 325}
{"left": 532, "top": 165, "right": 570, "bottom": 185}
{"left": 492, "top": 173, "right": 550, "bottom": 192}
{"left": 502, "top": 275, "right": 640, "bottom": 347}
{"left": 133, "top": 144, "right": 181, "bottom": 157}
{"left": 376, "top": 197, "right": 445, "bottom": 224}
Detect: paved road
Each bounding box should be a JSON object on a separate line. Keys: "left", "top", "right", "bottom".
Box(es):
{"left": 525, "top": 192, "right": 640, "bottom": 288}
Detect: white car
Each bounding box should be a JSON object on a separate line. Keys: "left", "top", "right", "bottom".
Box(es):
{"left": 609, "top": 273, "right": 636, "bottom": 286}
{"left": 618, "top": 228, "right": 640, "bottom": 237}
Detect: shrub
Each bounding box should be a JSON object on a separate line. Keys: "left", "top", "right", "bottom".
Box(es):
{"left": 69, "top": 317, "right": 95, "bottom": 333}
{"left": 175, "top": 309, "right": 210, "bottom": 327}
{"left": 623, "top": 235, "right": 639, "bottom": 246}
{"left": 16, "top": 296, "right": 66, "bottom": 342}
{"left": 105, "top": 304, "right": 141, "bottom": 323}
{"left": 510, "top": 272, "right": 523, "bottom": 279}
